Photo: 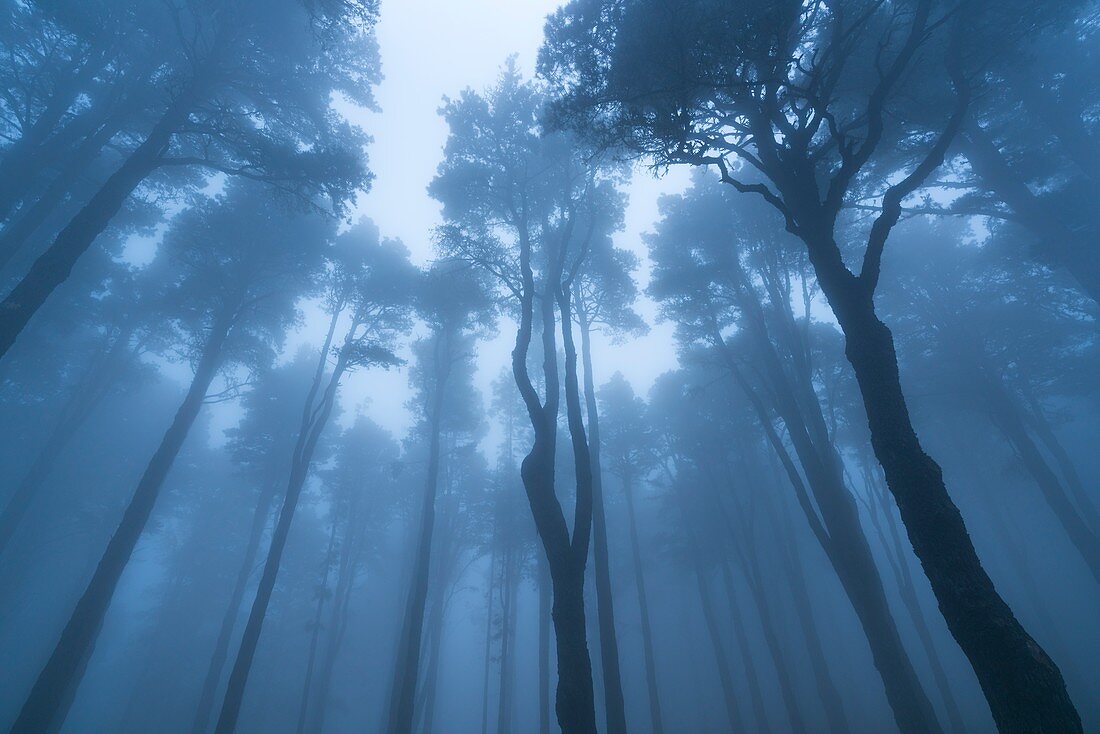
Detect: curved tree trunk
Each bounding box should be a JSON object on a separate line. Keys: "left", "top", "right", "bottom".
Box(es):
{"left": 817, "top": 266, "right": 1080, "bottom": 732}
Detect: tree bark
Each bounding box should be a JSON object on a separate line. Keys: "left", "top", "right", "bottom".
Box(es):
{"left": 10, "top": 308, "right": 231, "bottom": 734}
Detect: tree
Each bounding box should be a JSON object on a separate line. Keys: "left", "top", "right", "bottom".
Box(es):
{"left": 10, "top": 180, "right": 331, "bottom": 733}
{"left": 387, "top": 259, "right": 493, "bottom": 734}
{"left": 542, "top": 1, "right": 1083, "bottom": 728}
{"left": 571, "top": 225, "right": 644, "bottom": 734}
{"left": 648, "top": 173, "right": 935, "bottom": 732}
{"left": 0, "top": 0, "right": 379, "bottom": 358}
{"left": 213, "top": 221, "right": 415, "bottom": 734}
{"left": 597, "top": 373, "right": 665, "bottom": 734}
{"left": 431, "top": 64, "right": 625, "bottom": 733}
{"left": 189, "top": 352, "right": 322, "bottom": 734}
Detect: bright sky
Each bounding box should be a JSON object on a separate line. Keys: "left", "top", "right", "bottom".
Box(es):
{"left": 311, "top": 0, "right": 691, "bottom": 440}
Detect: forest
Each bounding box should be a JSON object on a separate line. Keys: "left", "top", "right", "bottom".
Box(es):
{"left": 0, "top": 0, "right": 1097, "bottom": 732}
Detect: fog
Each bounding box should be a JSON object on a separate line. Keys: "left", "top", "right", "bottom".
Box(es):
{"left": 0, "top": 1, "right": 1098, "bottom": 733}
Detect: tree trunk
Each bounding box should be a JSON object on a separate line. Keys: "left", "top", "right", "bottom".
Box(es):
{"left": 388, "top": 345, "right": 449, "bottom": 734}
{"left": 621, "top": 474, "right": 665, "bottom": 734}
{"left": 983, "top": 378, "right": 1100, "bottom": 584}
{"left": 671, "top": 482, "right": 744, "bottom": 732}
{"left": 0, "top": 88, "right": 194, "bottom": 359}
{"left": 480, "top": 538, "right": 497, "bottom": 734}
{"left": 496, "top": 543, "right": 518, "bottom": 734}
{"left": 724, "top": 505, "right": 806, "bottom": 734}
{"left": 0, "top": 110, "right": 125, "bottom": 271}
{"left": 815, "top": 266, "right": 1081, "bottom": 732}
{"left": 717, "top": 275, "right": 941, "bottom": 734}
{"left": 509, "top": 229, "right": 596, "bottom": 734}
{"left": 310, "top": 514, "right": 361, "bottom": 734}
{"left": 295, "top": 515, "right": 340, "bottom": 734}
{"left": 716, "top": 559, "right": 772, "bottom": 734}
{"left": 863, "top": 464, "right": 968, "bottom": 734}
{"left": 190, "top": 477, "right": 279, "bottom": 734}
{"left": 417, "top": 591, "right": 447, "bottom": 734}
{"left": 768, "top": 494, "right": 850, "bottom": 734}
{"left": 10, "top": 308, "right": 231, "bottom": 734}
{"left": 538, "top": 547, "right": 552, "bottom": 734}
{"left": 577, "top": 316, "right": 628, "bottom": 734}
{"left": 213, "top": 344, "right": 347, "bottom": 734}
{"left": 1020, "top": 394, "right": 1100, "bottom": 534}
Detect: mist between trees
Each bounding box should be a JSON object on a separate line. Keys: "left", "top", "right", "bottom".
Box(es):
{"left": 0, "top": 1, "right": 1098, "bottom": 733}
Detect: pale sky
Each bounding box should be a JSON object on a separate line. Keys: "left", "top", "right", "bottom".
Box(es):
{"left": 303, "top": 0, "right": 692, "bottom": 441}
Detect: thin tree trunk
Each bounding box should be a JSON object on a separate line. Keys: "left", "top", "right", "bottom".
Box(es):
{"left": 767, "top": 493, "right": 850, "bottom": 734}
{"left": 388, "top": 338, "right": 450, "bottom": 734}
{"left": 311, "top": 493, "right": 364, "bottom": 733}
{"left": 295, "top": 515, "right": 340, "bottom": 734}
{"left": 10, "top": 308, "right": 232, "bottom": 734}
{"left": 0, "top": 89, "right": 195, "bottom": 359}
{"left": 190, "top": 476, "right": 279, "bottom": 734}
{"left": 671, "top": 482, "right": 744, "bottom": 732}
{"left": 577, "top": 315, "right": 627, "bottom": 734}
{"left": 417, "top": 589, "right": 447, "bottom": 734}
{"left": 1020, "top": 393, "right": 1100, "bottom": 533}
{"left": 480, "top": 537, "right": 497, "bottom": 734}
{"left": 621, "top": 473, "right": 664, "bottom": 734}
{"left": 725, "top": 506, "right": 807, "bottom": 734}
{"left": 716, "top": 558, "right": 772, "bottom": 734}
{"left": 984, "top": 379, "right": 1100, "bottom": 583}
{"left": 195, "top": 306, "right": 340, "bottom": 734}
{"left": 496, "top": 543, "right": 518, "bottom": 734}
{"left": 213, "top": 339, "right": 348, "bottom": 734}
{"left": 717, "top": 274, "right": 941, "bottom": 734}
